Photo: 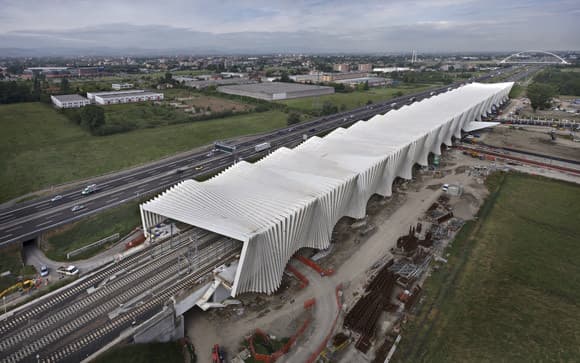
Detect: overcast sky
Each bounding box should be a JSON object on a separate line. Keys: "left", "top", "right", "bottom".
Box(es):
{"left": 0, "top": 0, "right": 578, "bottom": 53}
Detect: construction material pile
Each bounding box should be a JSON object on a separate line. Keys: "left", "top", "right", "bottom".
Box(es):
{"left": 344, "top": 260, "right": 396, "bottom": 353}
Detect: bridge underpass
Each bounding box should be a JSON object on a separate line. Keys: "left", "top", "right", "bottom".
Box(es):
{"left": 0, "top": 226, "right": 243, "bottom": 363}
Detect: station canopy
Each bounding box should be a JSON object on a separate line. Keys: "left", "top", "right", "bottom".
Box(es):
{"left": 140, "top": 82, "right": 513, "bottom": 296}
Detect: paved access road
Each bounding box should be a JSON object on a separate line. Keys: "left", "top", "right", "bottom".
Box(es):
{"left": 0, "top": 68, "right": 525, "bottom": 247}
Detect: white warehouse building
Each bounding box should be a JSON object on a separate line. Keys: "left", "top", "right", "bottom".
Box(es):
{"left": 87, "top": 90, "right": 163, "bottom": 105}
{"left": 140, "top": 82, "right": 513, "bottom": 297}
{"left": 50, "top": 94, "right": 91, "bottom": 109}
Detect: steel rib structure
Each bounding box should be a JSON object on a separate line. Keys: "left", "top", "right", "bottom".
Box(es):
{"left": 140, "top": 82, "right": 513, "bottom": 296}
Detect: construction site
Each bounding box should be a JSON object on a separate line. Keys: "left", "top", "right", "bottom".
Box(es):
{"left": 182, "top": 118, "right": 580, "bottom": 363}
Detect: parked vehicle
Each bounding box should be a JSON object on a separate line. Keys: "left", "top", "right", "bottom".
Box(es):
{"left": 254, "top": 142, "right": 271, "bottom": 152}
{"left": 81, "top": 184, "right": 98, "bottom": 195}
{"left": 57, "top": 265, "right": 79, "bottom": 276}
{"left": 40, "top": 265, "right": 49, "bottom": 277}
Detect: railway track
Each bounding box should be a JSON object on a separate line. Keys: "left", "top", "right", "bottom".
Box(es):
{"left": 0, "top": 229, "right": 239, "bottom": 363}
{"left": 43, "top": 249, "right": 241, "bottom": 363}
{"left": 0, "top": 228, "right": 207, "bottom": 338}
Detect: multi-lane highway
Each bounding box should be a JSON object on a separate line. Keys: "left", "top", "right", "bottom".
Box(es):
{"left": 0, "top": 67, "right": 529, "bottom": 247}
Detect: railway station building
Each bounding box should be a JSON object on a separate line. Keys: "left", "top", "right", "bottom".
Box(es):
{"left": 140, "top": 82, "right": 513, "bottom": 297}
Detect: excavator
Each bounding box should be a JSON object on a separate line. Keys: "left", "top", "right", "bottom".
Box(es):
{"left": 0, "top": 279, "right": 36, "bottom": 299}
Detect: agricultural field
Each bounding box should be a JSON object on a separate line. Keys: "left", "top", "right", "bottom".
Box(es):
{"left": 0, "top": 102, "right": 288, "bottom": 202}
{"left": 394, "top": 173, "right": 580, "bottom": 362}
{"left": 279, "top": 84, "right": 435, "bottom": 113}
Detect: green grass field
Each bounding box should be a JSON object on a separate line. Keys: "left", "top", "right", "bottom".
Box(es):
{"left": 103, "top": 102, "right": 191, "bottom": 128}
{"left": 0, "top": 102, "right": 288, "bottom": 202}
{"left": 394, "top": 173, "right": 580, "bottom": 362}
{"left": 44, "top": 199, "right": 143, "bottom": 261}
{"left": 93, "top": 342, "right": 183, "bottom": 363}
{"left": 279, "top": 84, "right": 435, "bottom": 113}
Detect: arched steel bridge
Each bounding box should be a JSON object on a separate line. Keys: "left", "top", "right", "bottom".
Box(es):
{"left": 500, "top": 50, "right": 569, "bottom": 64}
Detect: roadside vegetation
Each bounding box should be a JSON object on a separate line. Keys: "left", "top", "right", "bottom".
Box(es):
{"left": 393, "top": 173, "right": 580, "bottom": 362}
{"left": 533, "top": 67, "right": 580, "bottom": 96}
{"left": 43, "top": 199, "right": 142, "bottom": 261}
{"left": 0, "top": 102, "right": 288, "bottom": 202}
{"left": 0, "top": 245, "right": 36, "bottom": 291}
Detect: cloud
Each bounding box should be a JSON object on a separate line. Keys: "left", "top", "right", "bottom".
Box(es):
{"left": 0, "top": 0, "right": 578, "bottom": 52}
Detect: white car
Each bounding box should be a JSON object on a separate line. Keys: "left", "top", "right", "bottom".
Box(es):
{"left": 40, "top": 265, "right": 49, "bottom": 277}
{"left": 50, "top": 195, "right": 63, "bottom": 202}
{"left": 442, "top": 184, "right": 449, "bottom": 192}
{"left": 71, "top": 205, "right": 85, "bottom": 212}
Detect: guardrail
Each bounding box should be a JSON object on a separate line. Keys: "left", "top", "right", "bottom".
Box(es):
{"left": 66, "top": 233, "right": 120, "bottom": 260}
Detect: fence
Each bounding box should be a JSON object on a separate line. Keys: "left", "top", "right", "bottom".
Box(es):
{"left": 66, "top": 233, "right": 120, "bottom": 260}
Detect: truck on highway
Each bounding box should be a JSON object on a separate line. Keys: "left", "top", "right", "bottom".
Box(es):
{"left": 57, "top": 265, "right": 79, "bottom": 276}
{"left": 81, "top": 184, "right": 98, "bottom": 195}
{"left": 255, "top": 142, "right": 271, "bottom": 152}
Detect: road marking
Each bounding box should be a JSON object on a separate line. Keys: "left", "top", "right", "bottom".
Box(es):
{"left": 4, "top": 225, "right": 22, "bottom": 231}
{"left": 107, "top": 197, "right": 119, "bottom": 203}
{"left": 1, "top": 234, "right": 13, "bottom": 239}
{"left": 36, "top": 220, "right": 54, "bottom": 227}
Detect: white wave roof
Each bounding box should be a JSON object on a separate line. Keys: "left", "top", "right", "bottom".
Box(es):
{"left": 141, "top": 82, "right": 513, "bottom": 295}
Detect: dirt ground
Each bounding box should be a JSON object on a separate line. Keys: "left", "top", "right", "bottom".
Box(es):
{"left": 480, "top": 125, "right": 580, "bottom": 162}
{"left": 504, "top": 96, "right": 580, "bottom": 122}
{"left": 171, "top": 95, "right": 252, "bottom": 114}
{"left": 184, "top": 151, "right": 493, "bottom": 362}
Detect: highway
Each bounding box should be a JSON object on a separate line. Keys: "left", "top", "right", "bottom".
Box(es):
{"left": 0, "top": 67, "right": 529, "bottom": 247}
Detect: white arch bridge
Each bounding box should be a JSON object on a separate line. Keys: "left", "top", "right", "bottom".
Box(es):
{"left": 500, "top": 50, "right": 569, "bottom": 64}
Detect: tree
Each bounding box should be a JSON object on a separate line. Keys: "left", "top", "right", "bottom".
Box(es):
{"left": 60, "top": 77, "right": 70, "bottom": 93}
{"left": 287, "top": 112, "right": 301, "bottom": 126}
{"left": 366, "top": 100, "right": 373, "bottom": 105}
{"left": 394, "top": 91, "right": 404, "bottom": 97}
{"left": 80, "top": 105, "right": 105, "bottom": 134}
{"left": 363, "top": 80, "right": 370, "bottom": 91}
{"left": 164, "top": 72, "right": 173, "bottom": 83}
{"left": 321, "top": 101, "right": 338, "bottom": 115}
{"left": 340, "top": 104, "right": 347, "bottom": 111}
{"left": 527, "top": 82, "right": 556, "bottom": 111}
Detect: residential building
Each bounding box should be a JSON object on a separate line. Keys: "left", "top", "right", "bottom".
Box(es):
{"left": 333, "top": 63, "right": 350, "bottom": 72}
{"left": 358, "top": 64, "right": 373, "bottom": 72}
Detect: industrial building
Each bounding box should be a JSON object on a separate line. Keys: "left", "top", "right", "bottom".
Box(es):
{"left": 217, "top": 82, "right": 334, "bottom": 101}
{"left": 112, "top": 83, "right": 134, "bottom": 90}
{"left": 94, "top": 91, "right": 163, "bottom": 105}
{"left": 50, "top": 94, "right": 91, "bottom": 109}
{"left": 86, "top": 90, "right": 163, "bottom": 105}
{"left": 373, "top": 67, "right": 411, "bottom": 73}
{"left": 321, "top": 71, "right": 369, "bottom": 82}
{"left": 140, "top": 82, "right": 513, "bottom": 297}
{"left": 334, "top": 77, "right": 391, "bottom": 88}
